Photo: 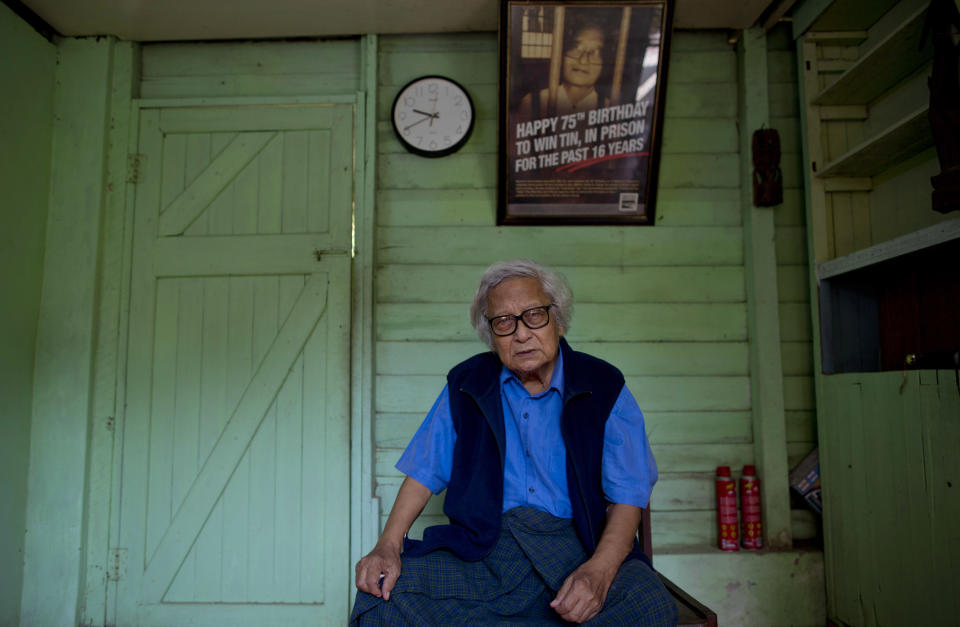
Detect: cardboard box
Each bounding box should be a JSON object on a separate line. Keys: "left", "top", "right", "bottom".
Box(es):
{"left": 789, "top": 447, "right": 821, "bottom": 513}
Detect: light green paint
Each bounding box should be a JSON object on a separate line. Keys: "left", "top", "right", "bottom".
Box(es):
{"left": 796, "top": 1, "right": 960, "bottom": 623}
{"left": 0, "top": 6, "right": 55, "bottom": 627}
{"left": 5, "top": 22, "right": 831, "bottom": 625}
{"left": 656, "top": 550, "right": 826, "bottom": 626}
{"left": 139, "top": 39, "right": 361, "bottom": 99}
{"left": 818, "top": 371, "right": 959, "bottom": 625}
{"left": 351, "top": 33, "right": 381, "bottom": 581}
{"left": 112, "top": 102, "right": 355, "bottom": 625}
{"left": 19, "top": 36, "right": 114, "bottom": 627}
{"left": 743, "top": 25, "right": 793, "bottom": 549}
{"left": 372, "top": 30, "right": 819, "bottom": 583}
{"left": 82, "top": 40, "right": 137, "bottom": 627}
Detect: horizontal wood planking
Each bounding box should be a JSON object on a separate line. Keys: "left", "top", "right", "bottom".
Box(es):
{"left": 667, "top": 51, "right": 737, "bottom": 85}
{"left": 376, "top": 265, "right": 745, "bottom": 303}
{"left": 777, "top": 265, "right": 811, "bottom": 303}
{"left": 775, "top": 227, "right": 808, "bottom": 264}
{"left": 377, "top": 226, "right": 744, "bottom": 266}
{"left": 375, "top": 410, "right": 752, "bottom": 450}
{"left": 664, "top": 82, "right": 737, "bottom": 119}
{"left": 375, "top": 443, "right": 754, "bottom": 480}
{"left": 781, "top": 342, "right": 814, "bottom": 376}
{"left": 368, "top": 28, "right": 818, "bottom": 553}
{"left": 375, "top": 375, "right": 750, "bottom": 414}
{"left": 773, "top": 189, "right": 806, "bottom": 227}
{"left": 395, "top": 509, "right": 818, "bottom": 548}
{"left": 376, "top": 341, "right": 749, "bottom": 376}
{"left": 379, "top": 51, "right": 499, "bottom": 89}
{"left": 378, "top": 152, "right": 741, "bottom": 190}
{"left": 376, "top": 303, "right": 746, "bottom": 342}
{"left": 141, "top": 40, "right": 361, "bottom": 99}
{"left": 143, "top": 40, "right": 361, "bottom": 77}
{"left": 786, "top": 410, "right": 817, "bottom": 443}
{"left": 376, "top": 187, "right": 742, "bottom": 227}
{"left": 376, "top": 472, "right": 724, "bottom": 515}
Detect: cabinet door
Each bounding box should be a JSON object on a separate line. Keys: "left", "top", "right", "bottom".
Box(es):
{"left": 115, "top": 104, "right": 354, "bottom": 626}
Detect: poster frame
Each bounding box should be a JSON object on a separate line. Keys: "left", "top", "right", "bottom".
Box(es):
{"left": 497, "top": 0, "right": 674, "bottom": 225}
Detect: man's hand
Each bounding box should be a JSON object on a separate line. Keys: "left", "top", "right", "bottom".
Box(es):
{"left": 550, "top": 556, "right": 618, "bottom": 623}
{"left": 550, "top": 503, "right": 643, "bottom": 623}
{"left": 355, "top": 541, "right": 402, "bottom": 601}
{"left": 353, "top": 477, "right": 433, "bottom": 602}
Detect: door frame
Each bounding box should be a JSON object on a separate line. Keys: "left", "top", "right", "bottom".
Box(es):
{"left": 80, "top": 37, "right": 379, "bottom": 626}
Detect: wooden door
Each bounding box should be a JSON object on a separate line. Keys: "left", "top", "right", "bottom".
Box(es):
{"left": 114, "top": 103, "right": 355, "bottom": 626}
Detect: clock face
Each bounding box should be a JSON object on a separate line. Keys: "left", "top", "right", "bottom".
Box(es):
{"left": 392, "top": 76, "right": 474, "bottom": 157}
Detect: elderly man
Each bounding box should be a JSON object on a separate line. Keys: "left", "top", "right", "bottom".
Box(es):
{"left": 352, "top": 260, "right": 677, "bottom": 625}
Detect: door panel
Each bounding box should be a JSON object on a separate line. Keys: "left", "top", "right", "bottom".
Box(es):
{"left": 116, "top": 104, "right": 354, "bottom": 625}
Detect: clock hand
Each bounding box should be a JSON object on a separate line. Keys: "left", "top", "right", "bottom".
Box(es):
{"left": 403, "top": 116, "right": 431, "bottom": 131}
{"left": 412, "top": 109, "right": 439, "bottom": 118}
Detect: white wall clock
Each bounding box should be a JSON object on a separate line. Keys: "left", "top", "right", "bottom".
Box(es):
{"left": 391, "top": 75, "right": 475, "bottom": 158}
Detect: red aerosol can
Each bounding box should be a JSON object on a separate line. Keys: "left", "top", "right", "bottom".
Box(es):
{"left": 715, "top": 466, "right": 739, "bottom": 551}
{"left": 740, "top": 465, "right": 763, "bottom": 549}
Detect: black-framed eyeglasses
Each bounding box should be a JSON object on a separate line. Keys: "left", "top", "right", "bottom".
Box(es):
{"left": 564, "top": 47, "right": 603, "bottom": 65}
{"left": 487, "top": 304, "right": 555, "bottom": 337}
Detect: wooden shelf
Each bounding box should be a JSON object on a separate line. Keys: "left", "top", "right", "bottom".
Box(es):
{"left": 812, "top": 3, "right": 932, "bottom": 106}
{"left": 817, "top": 217, "right": 960, "bottom": 280}
{"left": 815, "top": 104, "right": 932, "bottom": 178}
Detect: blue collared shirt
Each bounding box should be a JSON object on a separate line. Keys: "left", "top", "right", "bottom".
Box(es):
{"left": 396, "top": 351, "right": 658, "bottom": 517}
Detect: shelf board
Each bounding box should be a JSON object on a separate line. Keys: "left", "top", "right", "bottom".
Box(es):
{"left": 817, "top": 217, "right": 960, "bottom": 280}
{"left": 812, "top": 3, "right": 932, "bottom": 106}
{"left": 815, "top": 104, "right": 932, "bottom": 178}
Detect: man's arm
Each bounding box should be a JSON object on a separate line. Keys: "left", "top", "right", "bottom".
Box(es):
{"left": 550, "top": 503, "right": 643, "bottom": 623}
{"left": 354, "top": 476, "right": 432, "bottom": 601}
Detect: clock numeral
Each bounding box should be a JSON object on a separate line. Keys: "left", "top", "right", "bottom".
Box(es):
{"left": 444, "top": 136, "right": 452, "bottom": 146}
{"left": 398, "top": 111, "right": 406, "bottom": 121}
{"left": 454, "top": 96, "right": 463, "bottom": 106}
{"left": 428, "top": 82, "right": 438, "bottom": 94}
{"left": 404, "top": 96, "right": 415, "bottom": 107}
{"left": 429, "top": 140, "right": 437, "bottom": 149}
{"left": 456, "top": 125, "right": 463, "bottom": 134}
{"left": 460, "top": 111, "right": 469, "bottom": 121}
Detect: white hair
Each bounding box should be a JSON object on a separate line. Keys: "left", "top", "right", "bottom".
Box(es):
{"left": 469, "top": 259, "right": 573, "bottom": 349}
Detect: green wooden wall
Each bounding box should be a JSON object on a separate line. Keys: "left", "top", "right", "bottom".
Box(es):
{"left": 810, "top": 0, "right": 947, "bottom": 258}
{"left": 768, "top": 24, "right": 819, "bottom": 539}
{"left": 139, "top": 39, "right": 362, "bottom": 98}
{"left": 795, "top": 0, "right": 960, "bottom": 623}
{"left": 0, "top": 5, "right": 55, "bottom": 626}
{"left": 7, "top": 25, "right": 826, "bottom": 626}
{"left": 818, "top": 370, "right": 959, "bottom": 625}
{"left": 374, "top": 30, "right": 819, "bottom": 549}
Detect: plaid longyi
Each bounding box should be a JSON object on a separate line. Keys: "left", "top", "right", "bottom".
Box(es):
{"left": 351, "top": 507, "right": 678, "bottom": 626}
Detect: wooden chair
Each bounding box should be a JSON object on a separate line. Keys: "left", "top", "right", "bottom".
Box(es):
{"left": 641, "top": 507, "right": 718, "bottom": 627}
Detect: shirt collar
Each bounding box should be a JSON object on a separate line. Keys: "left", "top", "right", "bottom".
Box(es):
{"left": 499, "top": 347, "right": 565, "bottom": 397}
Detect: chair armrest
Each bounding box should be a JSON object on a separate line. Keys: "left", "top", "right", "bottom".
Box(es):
{"left": 657, "top": 572, "right": 718, "bottom": 627}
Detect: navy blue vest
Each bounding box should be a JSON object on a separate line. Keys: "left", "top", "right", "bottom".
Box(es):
{"left": 402, "top": 338, "right": 648, "bottom": 566}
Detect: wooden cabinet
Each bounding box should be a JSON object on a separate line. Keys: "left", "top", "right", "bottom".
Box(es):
{"left": 799, "top": 0, "right": 959, "bottom": 374}
{"left": 796, "top": 1, "right": 960, "bottom": 624}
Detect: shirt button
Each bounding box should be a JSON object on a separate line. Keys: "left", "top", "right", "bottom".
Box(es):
{"left": 528, "top": 487, "right": 535, "bottom": 493}
{"left": 525, "top": 450, "right": 530, "bottom": 456}
{"left": 523, "top": 413, "right": 529, "bottom": 419}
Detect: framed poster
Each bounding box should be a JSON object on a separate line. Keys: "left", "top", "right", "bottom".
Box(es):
{"left": 498, "top": 0, "right": 673, "bottom": 225}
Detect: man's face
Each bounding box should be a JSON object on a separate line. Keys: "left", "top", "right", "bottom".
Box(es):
{"left": 562, "top": 26, "right": 604, "bottom": 88}
{"left": 487, "top": 277, "right": 561, "bottom": 380}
